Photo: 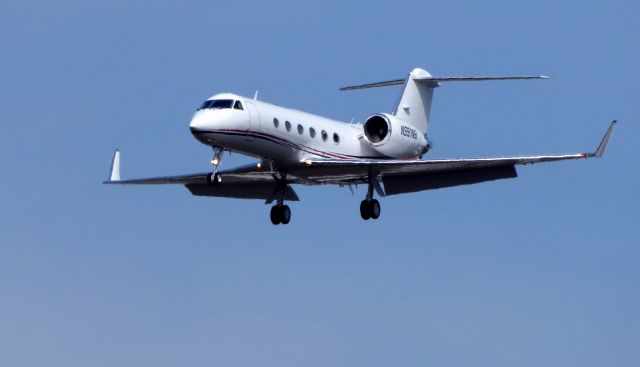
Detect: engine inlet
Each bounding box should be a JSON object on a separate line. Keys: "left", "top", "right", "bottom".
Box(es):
{"left": 363, "top": 115, "right": 390, "bottom": 144}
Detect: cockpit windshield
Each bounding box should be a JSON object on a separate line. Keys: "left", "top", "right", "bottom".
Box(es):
{"left": 198, "top": 99, "right": 234, "bottom": 110}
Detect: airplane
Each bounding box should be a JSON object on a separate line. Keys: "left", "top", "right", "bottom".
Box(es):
{"left": 104, "top": 68, "right": 616, "bottom": 225}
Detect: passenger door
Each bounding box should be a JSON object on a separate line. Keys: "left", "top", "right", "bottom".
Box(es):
{"left": 245, "top": 101, "right": 260, "bottom": 131}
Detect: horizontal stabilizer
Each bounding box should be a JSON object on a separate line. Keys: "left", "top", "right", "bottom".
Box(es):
{"left": 416, "top": 75, "right": 549, "bottom": 82}
{"left": 339, "top": 79, "right": 405, "bottom": 91}
{"left": 415, "top": 75, "right": 549, "bottom": 87}
{"left": 340, "top": 75, "right": 549, "bottom": 91}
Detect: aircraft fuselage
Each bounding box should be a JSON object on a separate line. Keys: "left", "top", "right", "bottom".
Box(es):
{"left": 188, "top": 93, "right": 418, "bottom": 167}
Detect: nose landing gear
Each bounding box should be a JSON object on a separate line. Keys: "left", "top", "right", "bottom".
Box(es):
{"left": 206, "top": 172, "right": 222, "bottom": 185}
{"left": 207, "top": 147, "right": 224, "bottom": 185}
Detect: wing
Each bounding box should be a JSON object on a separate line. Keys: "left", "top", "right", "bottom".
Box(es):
{"left": 103, "top": 154, "right": 299, "bottom": 201}
{"left": 294, "top": 121, "right": 616, "bottom": 195}
{"left": 103, "top": 156, "right": 276, "bottom": 185}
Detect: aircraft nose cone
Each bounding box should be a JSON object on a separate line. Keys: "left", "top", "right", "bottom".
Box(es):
{"left": 189, "top": 115, "right": 208, "bottom": 132}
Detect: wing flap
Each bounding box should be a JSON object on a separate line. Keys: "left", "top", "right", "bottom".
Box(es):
{"left": 186, "top": 183, "right": 300, "bottom": 201}
{"left": 383, "top": 165, "right": 517, "bottom": 195}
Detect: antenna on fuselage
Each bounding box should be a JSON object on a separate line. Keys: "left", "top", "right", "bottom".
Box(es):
{"left": 253, "top": 90, "right": 259, "bottom": 100}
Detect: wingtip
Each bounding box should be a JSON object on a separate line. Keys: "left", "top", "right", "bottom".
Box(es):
{"left": 593, "top": 120, "right": 617, "bottom": 157}
{"left": 108, "top": 149, "right": 121, "bottom": 182}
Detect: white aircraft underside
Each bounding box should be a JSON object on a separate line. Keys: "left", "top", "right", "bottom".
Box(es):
{"left": 105, "top": 68, "right": 616, "bottom": 224}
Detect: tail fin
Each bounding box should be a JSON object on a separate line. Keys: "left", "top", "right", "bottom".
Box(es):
{"left": 340, "top": 68, "right": 549, "bottom": 133}
{"left": 393, "top": 68, "right": 435, "bottom": 133}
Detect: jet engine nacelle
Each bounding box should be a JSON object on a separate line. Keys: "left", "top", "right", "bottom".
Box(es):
{"left": 362, "top": 113, "right": 429, "bottom": 158}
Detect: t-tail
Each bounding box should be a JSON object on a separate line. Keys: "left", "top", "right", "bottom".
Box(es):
{"left": 340, "top": 68, "right": 549, "bottom": 134}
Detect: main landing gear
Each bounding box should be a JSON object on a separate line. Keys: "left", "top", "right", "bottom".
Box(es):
{"left": 269, "top": 171, "right": 292, "bottom": 225}
{"left": 360, "top": 174, "right": 382, "bottom": 220}
{"left": 270, "top": 204, "right": 291, "bottom": 225}
{"left": 360, "top": 199, "right": 381, "bottom": 220}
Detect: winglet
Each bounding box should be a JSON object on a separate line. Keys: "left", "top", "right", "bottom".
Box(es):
{"left": 108, "top": 149, "right": 121, "bottom": 182}
{"left": 592, "top": 120, "right": 617, "bottom": 157}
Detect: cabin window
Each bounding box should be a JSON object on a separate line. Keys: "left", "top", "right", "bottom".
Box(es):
{"left": 321, "top": 130, "right": 328, "bottom": 142}
{"left": 273, "top": 118, "right": 279, "bottom": 128}
{"left": 233, "top": 100, "right": 244, "bottom": 110}
{"left": 333, "top": 132, "right": 340, "bottom": 145}
{"left": 285, "top": 121, "right": 292, "bottom": 132}
{"left": 309, "top": 127, "right": 316, "bottom": 138}
{"left": 297, "top": 124, "right": 304, "bottom": 135}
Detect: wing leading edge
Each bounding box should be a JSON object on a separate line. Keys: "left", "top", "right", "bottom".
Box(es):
{"left": 103, "top": 156, "right": 300, "bottom": 201}
{"left": 300, "top": 120, "right": 617, "bottom": 195}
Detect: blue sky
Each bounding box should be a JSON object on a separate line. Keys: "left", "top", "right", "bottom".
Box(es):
{"left": 1, "top": 1, "right": 638, "bottom": 366}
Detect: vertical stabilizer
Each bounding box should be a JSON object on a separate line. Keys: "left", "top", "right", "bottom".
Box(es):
{"left": 392, "top": 68, "right": 434, "bottom": 133}
{"left": 339, "top": 68, "right": 548, "bottom": 134}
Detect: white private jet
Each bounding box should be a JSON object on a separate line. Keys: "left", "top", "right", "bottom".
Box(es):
{"left": 105, "top": 68, "right": 616, "bottom": 225}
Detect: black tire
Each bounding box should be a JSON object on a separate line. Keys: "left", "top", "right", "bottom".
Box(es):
{"left": 270, "top": 205, "right": 281, "bottom": 225}
{"left": 370, "top": 199, "right": 381, "bottom": 219}
{"left": 206, "top": 172, "right": 222, "bottom": 185}
{"left": 281, "top": 205, "right": 291, "bottom": 224}
{"left": 360, "top": 200, "right": 371, "bottom": 220}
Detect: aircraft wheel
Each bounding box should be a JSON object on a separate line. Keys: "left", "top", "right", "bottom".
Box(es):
{"left": 270, "top": 205, "right": 282, "bottom": 225}
{"left": 207, "top": 172, "right": 222, "bottom": 185}
{"left": 281, "top": 205, "right": 291, "bottom": 224}
{"left": 370, "top": 199, "right": 381, "bottom": 219}
{"left": 360, "top": 200, "right": 371, "bottom": 220}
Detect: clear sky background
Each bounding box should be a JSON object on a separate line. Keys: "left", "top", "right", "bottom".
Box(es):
{"left": 1, "top": 1, "right": 638, "bottom": 366}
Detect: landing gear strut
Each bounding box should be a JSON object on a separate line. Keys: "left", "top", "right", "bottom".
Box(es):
{"left": 207, "top": 147, "right": 224, "bottom": 185}
{"left": 269, "top": 171, "right": 292, "bottom": 225}
{"left": 360, "top": 174, "right": 381, "bottom": 220}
